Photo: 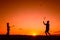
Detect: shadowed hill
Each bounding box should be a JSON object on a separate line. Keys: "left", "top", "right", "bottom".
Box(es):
{"left": 0, "top": 35, "right": 60, "bottom": 40}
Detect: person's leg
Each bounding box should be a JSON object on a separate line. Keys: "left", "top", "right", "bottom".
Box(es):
{"left": 48, "top": 32, "right": 50, "bottom": 36}
{"left": 7, "top": 29, "right": 8, "bottom": 35}
{"left": 45, "top": 31, "right": 47, "bottom": 36}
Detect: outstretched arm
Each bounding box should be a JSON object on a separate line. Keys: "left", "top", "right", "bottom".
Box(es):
{"left": 43, "top": 21, "right": 46, "bottom": 25}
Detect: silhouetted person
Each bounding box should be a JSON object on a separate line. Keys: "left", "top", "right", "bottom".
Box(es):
{"left": 43, "top": 20, "right": 50, "bottom": 36}
{"left": 6, "top": 23, "right": 10, "bottom": 35}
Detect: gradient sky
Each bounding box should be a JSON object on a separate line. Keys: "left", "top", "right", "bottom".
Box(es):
{"left": 0, "top": 0, "right": 60, "bottom": 35}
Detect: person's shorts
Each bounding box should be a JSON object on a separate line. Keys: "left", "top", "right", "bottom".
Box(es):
{"left": 45, "top": 30, "right": 49, "bottom": 32}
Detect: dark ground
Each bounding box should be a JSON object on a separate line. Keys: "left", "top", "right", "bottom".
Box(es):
{"left": 0, "top": 35, "right": 60, "bottom": 40}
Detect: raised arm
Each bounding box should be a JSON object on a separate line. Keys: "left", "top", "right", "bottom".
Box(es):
{"left": 43, "top": 21, "right": 46, "bottom": 25}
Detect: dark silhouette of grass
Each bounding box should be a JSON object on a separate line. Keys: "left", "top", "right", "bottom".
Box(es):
{"left": 0, "top": 35, "right": 60, "bottom": 40}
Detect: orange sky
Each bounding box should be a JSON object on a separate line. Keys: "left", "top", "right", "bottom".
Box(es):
{"left": 0, "top": 0, "right": 60, "bottom": 35}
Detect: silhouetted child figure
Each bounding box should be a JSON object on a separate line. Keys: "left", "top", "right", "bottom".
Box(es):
{"left": 43, "top": 20, "right": 50, "bottom": 36}
{"left": 6, "top": 23, "right": 10, "bottom": 35}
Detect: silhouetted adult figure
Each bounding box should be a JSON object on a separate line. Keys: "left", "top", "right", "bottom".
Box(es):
{"left": 43, "top": 20, "right": 50, "bottom": 36}
{"left": 6, "top": 23, "right": 10, "bottom": 35}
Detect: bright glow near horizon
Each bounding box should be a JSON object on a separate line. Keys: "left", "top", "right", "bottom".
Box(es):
{"left": 32, "top": 33, "right": 36, "bottom": 36}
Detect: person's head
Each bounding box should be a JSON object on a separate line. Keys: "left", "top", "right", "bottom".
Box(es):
{"left": 7, "top": 23, "right": 9, "bottom": 25}
{"left": 47, "top": 20, "right": 49, "bottom": 24}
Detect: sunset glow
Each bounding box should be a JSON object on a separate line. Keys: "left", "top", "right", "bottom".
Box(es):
{"left": 0, "top": 0, "right": 60, "bottom": 35}
{"left": 32, "top": 33, "right": 36, "bottom": 36}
